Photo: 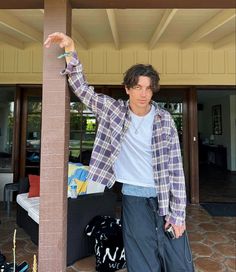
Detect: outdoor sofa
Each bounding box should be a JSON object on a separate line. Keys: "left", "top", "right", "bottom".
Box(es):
{"left": 16, "top": 177, "right": 116, "bottom": 266}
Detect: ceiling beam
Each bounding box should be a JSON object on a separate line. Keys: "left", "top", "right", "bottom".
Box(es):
{"left": 72, "top": 28, "right": 88, "bottom": 49}
{"left": 181, "top": 9, "right": 236, "bottom": 49}
{"left": 214, "top": 32, "right": 235, "bottom": 49}
{"left": 0, "top": 32, "right": 24, "bottom": 49}
{"left": 149, "top": 9, "right": 177, "bottom": 49}
{"left": 0, "top": 10, "right": 43, "bottom": 43}
{"left": 106, "top": 9, "right": 120, "bottom": 49}
{"left": 40, "top": 9, "right": 88, "bottom": 49}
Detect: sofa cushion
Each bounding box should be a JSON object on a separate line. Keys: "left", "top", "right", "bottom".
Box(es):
{"left": 68, "top": 163, "right": 89, "bottom": 197}
{"left": 28, "top": 175, "right": 40, "bottom": 197}
{"left": 16, "top": 193, "right": 39, "bottom": 212}
{"left": 28, "top": 204, "right": 40, "bottom": 224}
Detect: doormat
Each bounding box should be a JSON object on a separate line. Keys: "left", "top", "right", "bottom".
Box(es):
{"left": 201, "top": 202, "right": 236, "bottom": 217}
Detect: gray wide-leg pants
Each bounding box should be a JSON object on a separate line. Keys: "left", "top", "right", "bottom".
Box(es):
{"left": 122, "top": 195, "right": 194, "bottom": 272}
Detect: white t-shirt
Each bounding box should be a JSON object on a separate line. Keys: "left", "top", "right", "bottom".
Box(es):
{"left": 113, "top": 105, "right": 155, "bottom": 188}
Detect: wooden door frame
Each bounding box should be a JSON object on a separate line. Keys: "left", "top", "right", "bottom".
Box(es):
{"left": 12, "top": 86, "right": 21, "bottom": 182}
{"left": 195, "top": 85, "right": 236, "bottom": 203}
{"left": 156, "top": 87, "right": 191, "bottom": 201}
{"left": 19, "top": 86, "right": 42, "bottom": 179}
{"left": 188, "top": 87, "right": 199, "bottom": 204}
{"left": 153, "top": 85, "right": 200, "bottom": 204}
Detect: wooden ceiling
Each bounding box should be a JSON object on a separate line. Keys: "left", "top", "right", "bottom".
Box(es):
{"left": 0, "top": 8, "right": 235, "bottom": 50}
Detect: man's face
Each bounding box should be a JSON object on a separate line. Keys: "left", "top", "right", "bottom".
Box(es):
{"left": 125, "top": 76, "right": 153, "bottom": 112}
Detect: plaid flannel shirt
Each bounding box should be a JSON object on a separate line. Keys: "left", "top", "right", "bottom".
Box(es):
{"left": 62, "top": 52, "right": 186, "bottom": 226}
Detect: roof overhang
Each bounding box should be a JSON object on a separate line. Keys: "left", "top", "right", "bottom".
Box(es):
{"left": 0, "top": 0, "right": 235, "bottom": 9}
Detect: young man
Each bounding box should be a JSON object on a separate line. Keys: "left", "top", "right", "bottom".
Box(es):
{"left": 44, "top": 32, "right": 194, "bottom": 272}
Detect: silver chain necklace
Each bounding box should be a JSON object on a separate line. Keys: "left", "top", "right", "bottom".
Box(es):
{"left": 132, "top": 117, "right": 145, "bottom": 134}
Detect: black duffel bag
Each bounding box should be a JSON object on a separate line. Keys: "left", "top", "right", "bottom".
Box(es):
{"left": 85, "top": 215, "right": 126, "bottom": 272}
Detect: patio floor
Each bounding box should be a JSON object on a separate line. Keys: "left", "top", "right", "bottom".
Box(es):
{"left": 0, "top": 202, "right": 235, "bottom": 272}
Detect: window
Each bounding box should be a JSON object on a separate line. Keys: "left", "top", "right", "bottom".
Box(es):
{"left": 158, "top": 102, "right": 183, "bottom": 147}
{"left": 0, "top": 87, "right": 15, "bottom": 172}
{"left": 25, "top": 96, "right": 42, "bottom": 175}
{"left": 69, "top": 101, "right": 97, "bottom": 165}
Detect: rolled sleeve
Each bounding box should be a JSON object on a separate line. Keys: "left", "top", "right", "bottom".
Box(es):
{"left": 60, "top": 51, "right": 80, "bottom": 76}
{"left": 60, "top": 51, "right": 116, "bottom": 119}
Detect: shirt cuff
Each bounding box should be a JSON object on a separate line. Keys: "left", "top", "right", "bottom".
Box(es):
{"left": 165, "top": 213, "right": 185, "bottom": 226}
{"left": 60, "top": 51, "right": 80, "bottom": 76}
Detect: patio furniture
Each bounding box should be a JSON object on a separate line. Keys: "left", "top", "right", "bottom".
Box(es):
{"left": 16, "top": 177, "right": 116, "bottom": 266}
{"left": 3, "top": 182, "right": 20, "bottom": 216}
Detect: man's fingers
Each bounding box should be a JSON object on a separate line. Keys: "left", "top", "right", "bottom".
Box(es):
{"left": 174, "top": 227, "right": 180, "bottom": 238}
{"left": 44, "top": 38, "right": 54, "bottom": 48}
{"left": 164, "top": 222, "right": 187, "bottom": 239}
{"left": 60, "top": 41, "right": 69, "bottom": 48}
{"left": 172, "top": 224, "right": 186, "bottom": 239}
{"left": 48, "top": 32, "right": 63, "bottom": 38}
{"left": 44, "top": 32, "right": 65, "bottom": 47}
{"left": 164, "top": 222, "right": 169, "bottom": 230}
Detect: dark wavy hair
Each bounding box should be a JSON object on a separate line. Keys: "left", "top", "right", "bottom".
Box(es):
{"left": 122, "top": 64, "right": 160, "bottom": 93}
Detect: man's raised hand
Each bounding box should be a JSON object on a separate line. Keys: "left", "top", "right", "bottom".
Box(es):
{"left": 44, "top": 32, "right": 75, "bottom": 52}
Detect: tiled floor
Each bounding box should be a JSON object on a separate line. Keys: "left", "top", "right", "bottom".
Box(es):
{"left": 0, "top": 202, "right": 235, "bottom": 272}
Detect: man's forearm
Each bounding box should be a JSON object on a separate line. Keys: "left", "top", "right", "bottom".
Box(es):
{"left": 65, "top": 42, "right": 75, "bottom": 64}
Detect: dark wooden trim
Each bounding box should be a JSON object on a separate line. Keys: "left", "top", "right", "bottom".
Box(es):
{"left": 196, "top": 85, "right": 236, "bottom": 90}
{"left": 154, "top": 88, "right": 191, "bottom": 201}
{"left": 1, "top": 0, "right": 236, "bottom": 8}
{"left": 19, "top": 88, "right": 42, "bottom": 178}
{"left": 17, "top": 84, "right": 42, "bottom": 88}
{"left": 97, "top": 85, "right": 194, "bottom": 89}
{"left": 19, "top": 89, "right": 27, "bottom": 178}
{"left": 188, "top": 87, "right": 199, "bottom": 204}
{"left": 0, "top": 0, "right": 43, "bottom": 8}
{"left": 95, "top": 85, "right": 236, "bottom": 91}
{"left": 182, "top": 92, "right": 190, "bottom": 201}
{"left": 12, "top": 86, "right": 21, "bottom": 182}
{"left": 71, "top": 0, "right": 236, "bottom": 8}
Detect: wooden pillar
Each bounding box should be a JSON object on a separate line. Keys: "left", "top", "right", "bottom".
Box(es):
{"left": 188, "top": 87, "right": 199, "bottom": 204}
{"left": 39, "top": 0, "right": 71, "bottom": 271}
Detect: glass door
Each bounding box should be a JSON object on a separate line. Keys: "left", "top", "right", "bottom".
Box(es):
{"left": 154, "top": 89, "right": 189, "bottom": 199}
{"left": 0, "top": 87, "right": 16, "bottom": 173}
{"left": 20, "top": 89, "right": 42, "bottom": 177}
{"left": 157, "top": 102, "right": 184, "bottom": 151}
{"left": 69, "top": 100, "right": 97, "bottom": 165}
{"left": 19, "top": 89, "right": 98, "bottom": 178}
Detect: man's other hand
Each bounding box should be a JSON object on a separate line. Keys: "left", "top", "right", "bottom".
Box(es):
{"left": 164, "top": 221, "right": 186, "bottom": 239}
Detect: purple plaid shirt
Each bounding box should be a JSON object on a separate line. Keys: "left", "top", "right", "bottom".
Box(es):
{"left": 62, "top": 52, "right": 186, "bottom": 225}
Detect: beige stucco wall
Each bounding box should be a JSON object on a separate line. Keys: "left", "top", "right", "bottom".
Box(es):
{"left": 0, "top": 42, "right": 235, "bottom": 85}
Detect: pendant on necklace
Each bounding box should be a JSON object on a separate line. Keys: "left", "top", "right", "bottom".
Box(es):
{"left": 132, "top": 116, "right": 144, "bottom": 135}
